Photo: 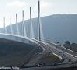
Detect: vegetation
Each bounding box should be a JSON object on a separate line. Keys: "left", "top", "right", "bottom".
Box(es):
{"left": 63, "top": 41, "right": 77, "bottom": 52}
{"left": 70, "top": 43, "right": 77, "bottom": 52}
{"left": 0, "top": 38, "right": 42, "bottom": 66}
{"left": 36, "top": 52, "right": 61, "bottom": 66}
{"left": 63, "top": 41, "right": 70, "bottom": 49}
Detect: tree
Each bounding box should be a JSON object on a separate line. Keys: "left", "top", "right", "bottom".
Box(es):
{"left": 63, "top": 41, "right": 70, "bottom": 49}
{"left": 70, "top": 43, "right": 77, "bottom": 52}
{"left": 65, "top": 41, "right": 70, "bottom": 45}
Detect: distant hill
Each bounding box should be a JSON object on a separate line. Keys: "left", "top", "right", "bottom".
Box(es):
{"left": 1, "top": 14, "right": 77, "bottom": 43}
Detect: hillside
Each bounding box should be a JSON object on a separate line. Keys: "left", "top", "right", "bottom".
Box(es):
{"left": 0, "top": 38, "right": 42, "bottom": 66}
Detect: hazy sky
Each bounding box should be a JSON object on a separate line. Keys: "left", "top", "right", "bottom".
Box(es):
{"left": 0, "top": 0, "right": 77, "bottom": 28}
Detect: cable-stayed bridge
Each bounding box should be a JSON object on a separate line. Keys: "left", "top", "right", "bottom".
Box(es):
{"left": 0, "top": 0, "right": 77, "bottom": 67}
{"left": 1, "top": 0, "right": 44, "bottom": 47}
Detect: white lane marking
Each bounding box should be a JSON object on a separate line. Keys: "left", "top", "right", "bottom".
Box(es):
{"left": 67, "top": 49, "right": 73, "bottom": 52}
{"left": 64, "top": 52, "right": 73, "bottom": 57}
{"left": 52, "top": 52, "right": 62, "bottom": 59}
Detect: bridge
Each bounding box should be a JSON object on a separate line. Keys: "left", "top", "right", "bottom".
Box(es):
{"left": 0, "top": 0, "right": 77, "bottom": 66}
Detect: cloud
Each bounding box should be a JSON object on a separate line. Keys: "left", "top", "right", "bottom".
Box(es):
{"left": 7, "top": 0, "right": 27, "bottom": 8}
{"left": 0, "top": 20, "right": 3, "bottom": 28}
{"left": 41, "top": 1, "right": 51, "bottom": 8}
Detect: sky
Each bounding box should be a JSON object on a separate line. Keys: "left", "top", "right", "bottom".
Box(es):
{"left": 0, "top": 0, "right": 77, "bottom": 28}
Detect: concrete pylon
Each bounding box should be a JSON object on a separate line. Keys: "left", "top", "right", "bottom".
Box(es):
{"left": 3, "top": 17, "right": 7, "bottom": 34}
{"left": 22, "top": 10, "right": 27, "bottom": 37}
{"left": 38, "top": 0, "right": 41, "bottom": 41}
{"left": 10, "top": 17, "right": 13, "bottom": 35}
{"left": 30, "top": 7, "right": 35, "bottom": 39}
{"left": 16, "top": 13, "right": 19, "bottom": 35}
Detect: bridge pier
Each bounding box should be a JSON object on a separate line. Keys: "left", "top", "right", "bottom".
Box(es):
{"left": 38, "top": 0, "right": 41, "bottom": 41}
{"left": 22, "top": 10, "right": 27, "bottom": 37}
{"left": 16, "top": 14, "right": 19, "bottom": 35}
{"left": 3, "top": 17, "right": 7, "bottom": 34}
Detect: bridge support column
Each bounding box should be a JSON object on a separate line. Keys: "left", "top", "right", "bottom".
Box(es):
{"left": 3, "top": 17, "right": 7, "bottom": 34}
{"left": 16, "top": 14, "right": 19, "bottom": 35}
{"left": 22, "top": 10, "right": 27, "bottom": 37}
{"left": 38, "top": 0, "right": 41, "bottom": 41}
{"left": 30, "top": 7, "right": 35, "bottom": 39}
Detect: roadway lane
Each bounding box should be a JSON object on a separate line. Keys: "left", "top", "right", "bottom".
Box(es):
{"left": 31, "top": 39, "right": 77, "bottom": 63}
{"left": 46, "top": 43, "right": 77, "bottom": 62}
